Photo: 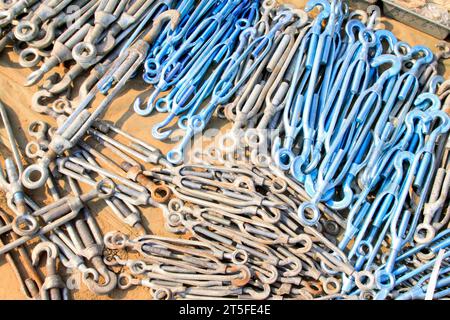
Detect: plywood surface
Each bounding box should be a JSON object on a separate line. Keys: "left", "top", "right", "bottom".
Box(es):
{"left": 0, "top": 0, "right": 448, "bottom": 300}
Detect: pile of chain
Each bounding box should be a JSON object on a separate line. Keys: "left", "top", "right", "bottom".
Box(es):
{"left": 0, "top": 0, "right": 449, "bottom": 301}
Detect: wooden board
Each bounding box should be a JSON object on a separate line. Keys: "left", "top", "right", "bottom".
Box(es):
{"left": 0, "top": 0, "right": 448, "bottom": 300}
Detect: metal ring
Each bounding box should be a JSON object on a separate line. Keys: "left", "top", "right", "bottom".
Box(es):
{"left": 322, "top": 277, "right": 341, "bottom": 295}
{"left": 269, "top": 177, "right": 288, "bottom": 194}
{"left": 298, "top": 202, "right": 321, "bottom": 226}
{"left": 354, "top": 270, "right": 376, "bottom": 291}
{"left": 19, "top": 47, "right": 41, "bottom": 68}
{"left": 413, "top": 223, "right": 436, "bottom": 244}
{"left": 153, "top": 288, "right": 172, "bottom": 300}
{"left": 168, "top": 198, "right": 183, "bottom": 213}
{"left": 231, "top": 249, "right": 248, "bottom": 265}
{"left": 117, "top": 273, "right": 133, "bottom": 290}
{"left": 14, "top": 21, "right": 38, "bottom": 42}
{"left": 96, "top": 179, "right": 115, "bottom": 199}
{"left": 166, "top": 212, "right": 183, "bottom": 227}
{"left": 167, "top": 149, "right": 183, "bottom": 165}
{"left": 25, "top": 141, "right": 42, "bottom": 159}
{"left": 72, "top": 42, "right": 97, "bottom": 65}
{"left": 375, "top": 269, "right": 395, "bottom": 291}
{"left": 218, "top": 132, "right": 239, "bottom": 153}
{"left": 129, "top": 260, "right": 147, "bottom": 275}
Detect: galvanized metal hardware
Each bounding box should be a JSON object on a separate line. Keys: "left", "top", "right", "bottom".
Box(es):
{"left": 0, "top": 209, "right": 42, "bottom": 299}
{"left": 0, "top": 179, "right": 114, "bottom": 254}
{"left": 32, "top": 241, "right": 68, "bottom": 300}
{"left": 20, "top": 9, "right": 180, "bottom": 190}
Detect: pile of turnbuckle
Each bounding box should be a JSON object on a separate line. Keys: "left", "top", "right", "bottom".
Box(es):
{"left": 104, "top": 154, "right": 352, "bottom": 300}
{"left": 0, "top": 0, "right": 449, "bottom": 300}
{"left": 0, "top": 0, "right": 177, "bottom": 119}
